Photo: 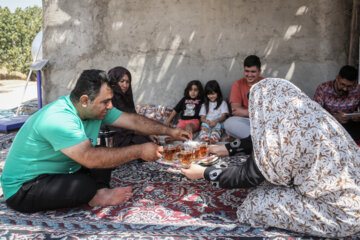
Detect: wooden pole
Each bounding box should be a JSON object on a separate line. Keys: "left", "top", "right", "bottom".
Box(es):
{"left": 348, "top": 0, "right": 359, "bottom": 66}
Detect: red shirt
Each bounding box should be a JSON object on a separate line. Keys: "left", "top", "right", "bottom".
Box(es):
{"left": 229, "top": 77, "right": 264, "bottom": 109}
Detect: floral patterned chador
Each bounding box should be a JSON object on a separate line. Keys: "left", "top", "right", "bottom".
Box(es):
{"left": 237, "top": 78, "right": 360, "bottom": 237}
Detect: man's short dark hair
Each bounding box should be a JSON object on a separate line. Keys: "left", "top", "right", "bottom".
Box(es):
{"left": 70, "top": 69, "right": 110, "bottom": 102}
{"left": 244, "top": 55, "right": 261, "bottom": 70}
{"left": 338, "top": 65, "right": 358, "bottom": 82}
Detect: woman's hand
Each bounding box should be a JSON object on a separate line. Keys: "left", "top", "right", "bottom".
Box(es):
{"left": 209, "top": 144, "right": 229, "bottom": 157}
{"left": 180, "top": 164, "right": 206, "bottom": 180}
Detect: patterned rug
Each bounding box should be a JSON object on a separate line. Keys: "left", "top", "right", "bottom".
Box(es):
{"left": 0, "top": 157, "right": 358, "bottom": 239}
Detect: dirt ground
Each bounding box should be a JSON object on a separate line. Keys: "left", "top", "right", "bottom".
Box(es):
{"left": 0, "top": 80, "right": 37, "bottom": 110}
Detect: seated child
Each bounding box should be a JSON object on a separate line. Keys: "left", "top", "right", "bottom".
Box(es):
{"left": 199, "top": 80, "right": 229, "bottom": 143}
{"left": 165, "top": 80, "right": 204, "bottom": 134}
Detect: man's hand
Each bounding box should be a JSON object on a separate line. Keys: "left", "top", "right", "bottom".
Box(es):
{"left": 149, "top": 135, "right": 160, "bottom": 144}
{"left": 232, "top": 108, "right": 249, "bottom": 117}
{"left": 333, "top": 112, "right": 349, "bottom": 124}
{"left": 169, "top": 128, "right": 192, "bottom": 141}
{"left": 61, "top": 140, "right": 149, "bottom": 169}
{"left": 180, "top": 164, "right": 206, "bottom": 180}
{"left": 140, "top": 143, "right": 163, "bottom": 162}
{"left": 231, "top": 103, "right": 249, "bottom": 117}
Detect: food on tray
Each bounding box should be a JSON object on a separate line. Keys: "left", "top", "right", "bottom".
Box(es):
{"left": 197, "top": 155, "right": 219, "bottom": 166}
{"left": 157, "top": 141, "right": 216, "bottom": 168}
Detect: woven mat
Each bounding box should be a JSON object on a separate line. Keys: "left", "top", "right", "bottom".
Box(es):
{"left": 0, "top": 153, "right": 358, "bottom": 239}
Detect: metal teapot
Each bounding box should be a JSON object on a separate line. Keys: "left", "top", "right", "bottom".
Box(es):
{"left": 96, "top": 130, "right": 116, "bottom": 147}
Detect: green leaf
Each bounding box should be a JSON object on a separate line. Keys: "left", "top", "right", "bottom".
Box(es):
{"left": 0, "top": 6, "right": 42, "bottom": 73}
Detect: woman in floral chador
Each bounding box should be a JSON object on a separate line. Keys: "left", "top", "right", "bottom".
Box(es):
{"left": 182, "top": 78, "right": 360, "bottom": 237}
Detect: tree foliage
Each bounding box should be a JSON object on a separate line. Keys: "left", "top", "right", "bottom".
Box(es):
{"left": 0, "top": 6, "right": 42, "bottom": 74}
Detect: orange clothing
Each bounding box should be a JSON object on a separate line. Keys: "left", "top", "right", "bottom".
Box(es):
{"left": 229, "top": 77, "right": 264, "bottom": 109}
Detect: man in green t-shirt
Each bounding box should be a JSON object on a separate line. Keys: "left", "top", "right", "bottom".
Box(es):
{"left": 0, "top": 69, "right": 191, "bottom": 213}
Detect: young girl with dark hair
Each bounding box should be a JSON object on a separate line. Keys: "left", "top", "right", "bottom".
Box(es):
{"left": 165, "top": 80, "right": 204, "bottom": 134}
{"left": 199, "top": 80, "right": 229, "bottom": 143}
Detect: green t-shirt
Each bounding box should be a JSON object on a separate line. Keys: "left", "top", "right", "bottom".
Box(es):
{"left": 0, "top": 95, "right": 122, "bottom": 200}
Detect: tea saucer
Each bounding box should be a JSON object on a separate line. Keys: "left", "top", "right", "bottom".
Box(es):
{"left": 156, "top": 158, "right": 186, "bottom": 168}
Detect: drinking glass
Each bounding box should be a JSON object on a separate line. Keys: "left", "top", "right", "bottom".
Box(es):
{"left": 180, "top": 149, "right": 192, "bottom": 167}
{"left": 199, "top": 142, "right": 208, "bottom": 158}
{"left": 163, "top": 144, "right": 176, "bottom": 162}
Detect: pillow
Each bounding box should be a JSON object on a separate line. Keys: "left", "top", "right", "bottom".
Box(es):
{"left": 136, "top": 104, "right": 173, "bottom": 124}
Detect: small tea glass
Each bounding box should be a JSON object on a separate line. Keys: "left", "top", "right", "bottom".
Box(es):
{"left": 199, "top": 142, "right": 208, "bottom": 159}
{"left": 191, "top": 144, "right": 201, "bottom": 162}
{"left": 163, "top": 144, "right": 176, "bottom": 162}
{"left": 179, "top": 148, "right": 192, "bottom": 168}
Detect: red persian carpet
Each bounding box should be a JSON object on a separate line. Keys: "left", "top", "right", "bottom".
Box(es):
{"left": 0, "top": 156, "right": 359, "bottom": 239}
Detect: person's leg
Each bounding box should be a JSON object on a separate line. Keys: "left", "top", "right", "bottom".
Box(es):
{"left": 80, "top": 168, "right": 132, "bottom": 207}
{"left": 199, "top": 122, "right": 210, "bottom": 141}
{"left": 209, "top": 123, "right": 222, "bottom": 144}
{"left": 237, "top": 184, "right": 357, "bottom": 237}
{"left": 176, "top": 119, "right": 187, "bottom": 129}
{"left": 224, "top": 116, "right": 250, "bottom": 139}
{"left": 6, "top": 169, "right": 132, "bottom": 213}
{"left": 342, "top": 121, "right": 360, "bottom": 143}
{"left": 88, "top": 168, "right": 113, "bottom": 188}
{"left": 191, "top": 119, "right": 201, "bottom": 132}
{"left": 6, "top": 171, "right": 98, "bottom": 213}
{"left": 88, "top": 186, "right": 132, "bottom": 207}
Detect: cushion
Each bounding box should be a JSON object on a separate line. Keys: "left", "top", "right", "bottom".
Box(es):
{"left": 136, "top": 104, "right": 173, "bottom": 124}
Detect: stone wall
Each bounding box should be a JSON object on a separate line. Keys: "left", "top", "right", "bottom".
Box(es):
{"left": 43, "top": 0, "right": 353, "bottom": 106}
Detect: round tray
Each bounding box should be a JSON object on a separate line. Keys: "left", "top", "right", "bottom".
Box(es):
{"left": 156, "top": 155, "right": 219, "bottom": 168}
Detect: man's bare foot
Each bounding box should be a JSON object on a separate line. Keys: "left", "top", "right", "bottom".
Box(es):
{"left": 88, "top": 186, "right": 133, "bottom": 207}
{"left": 209, "top": 144, "right": 229, "bottom": 157}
